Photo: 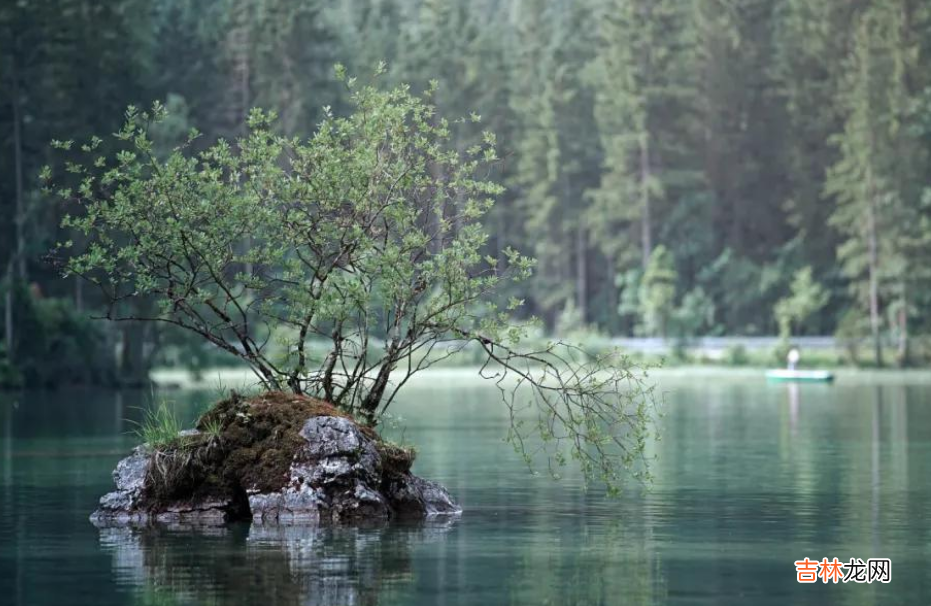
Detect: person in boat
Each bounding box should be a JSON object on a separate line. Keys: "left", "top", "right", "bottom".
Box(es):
{"left": 787, "top": 348, "right": 800, "bottom": 371}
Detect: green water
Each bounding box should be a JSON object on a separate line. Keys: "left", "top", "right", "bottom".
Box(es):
{"left": 1, "top": 371, "right": 929, "bottom": 605}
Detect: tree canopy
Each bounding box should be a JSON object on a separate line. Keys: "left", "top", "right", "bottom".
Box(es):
{"left": 51, "top": 72, "right": 657, "bottom": 492}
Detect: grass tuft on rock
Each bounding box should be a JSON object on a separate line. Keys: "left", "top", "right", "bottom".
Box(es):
{"left": 133, "top": 401, "right": 184, "bottom": 449}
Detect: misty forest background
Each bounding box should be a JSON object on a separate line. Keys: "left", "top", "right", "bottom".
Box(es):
{"left": 3, "top": 0, "right": 931, "bottom": 387}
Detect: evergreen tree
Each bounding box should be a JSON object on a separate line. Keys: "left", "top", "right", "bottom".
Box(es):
{"left": 772, "top": 0, "right": 848, "bottom": 284}
{"left": 4, "top": 0, "right": 931, "bottom": 378}
{"left": 826, "top": 1, "right": 916, "bottom": 366}
{"left": 774, "top": 267, "right": 830, "bottom": 339}
{"left": 509, "top": 0, "right": 570, "bottom": 324}
{"left": 585, "top": 0, "right": 702, "bottom": 271}
{"left": 638, "top": 245, "right": 677, "bottom": 337}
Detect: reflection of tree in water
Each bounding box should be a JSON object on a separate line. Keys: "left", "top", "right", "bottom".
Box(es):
{"left": 98, "top": 520, "right": 457, "bottom": 606}
{"left": 506, "top": 512, "right": 666, "bottom": 606}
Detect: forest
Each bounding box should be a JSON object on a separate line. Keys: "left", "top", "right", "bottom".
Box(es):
{"left": 3, "top": 0, "right": 931, "bottom": 386}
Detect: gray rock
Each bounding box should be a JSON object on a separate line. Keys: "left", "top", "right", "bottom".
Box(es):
{"left": 113, "top": 446, "right": 150, "bottom": 491}
{"left": 91, "top": 447, "right": 151, "bottom": 524}
{"left": 250, "top": 417, "right": 390, "bottom": 523}
{"left": 297, "top": 416, "right": 382, "bottom": 484}
{"left": 299, "top": 416, "right": 369, "bottom": 457}
{"left": 248, "top": 484, "right": 325, "bottom": 523}
{"left": 385, "top": 473, "right": 463, "bottom": 517}
{"left": 153, "top": 498, "right": 231, "bottom": 524}
{"left": 93, "top": 446, "right": 238, "bottom": 525}
{"left": 91, "top": 414, "right": 460, "bottom": 526}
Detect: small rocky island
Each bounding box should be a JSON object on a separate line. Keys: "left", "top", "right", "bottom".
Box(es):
{"left": 65, "top": 86, "right": 652, "bottom": 527}
{"left": 92, "top": 392, "right": 460, "bottom": 525}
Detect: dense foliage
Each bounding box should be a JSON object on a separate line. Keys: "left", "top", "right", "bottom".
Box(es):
{"left": 5, "top": 0, "right": 931, "bottom": 380}
{"left": 53, "top": 73, "right": 523, "bottom": 413}
{"left": 52, "top": 77, "right": 657, "bottom": 491}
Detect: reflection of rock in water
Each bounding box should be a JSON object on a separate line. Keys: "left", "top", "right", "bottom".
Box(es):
{"left": 98, "top": 519, "right": 458, "bottom": 606}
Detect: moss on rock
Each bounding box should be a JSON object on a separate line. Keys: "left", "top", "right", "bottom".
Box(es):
{"left": 377, "top": 441, "right": 416, "bottom": 479}
{"left": 140, "top": 391, "right": 414, "bottom": 515}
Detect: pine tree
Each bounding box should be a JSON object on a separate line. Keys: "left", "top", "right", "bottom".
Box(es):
{"left": 772, "top": 0, "right": 849, "bottom": 289}
{"left": 638, "top": 245, "right": 678, "bottom": 337}
{"left": 198, "top": 0, "right": 342, "bottom": 138}
{"left": 509, "top": 0, "right": 575, "bottom": 325}
{"left": 508, "top": 1, "right": 601, "bottom": 326}
{"left": 1, "top": 0, "right": 145, "bottom": 363}
{"left": 584, "top": 0, "right": 704, "bottom": 333}
{"left": 698, "top": 0, "right": 792, "bottom": 261}
{"left": 826, "top": 1, "right": 916, "bottom": 366}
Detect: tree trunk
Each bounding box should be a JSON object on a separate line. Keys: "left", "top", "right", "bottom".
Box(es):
{"left": 228, "top": 1, "right": 253, "bottom": 278}
{"left": 454, "top": 134, "right": 465, "bottom": 238}
{"left": 862, "top": 51, "right": 883, "bottom": 368}
{"left": 897, "top": 280, "right": 908, "bottom": 367}
{"left": 3, "top": 262, "right": 12, "bottom": 361}
{"left": 4, "top": 49, "right": 25, "bottom": 363}
{"left": 74, "top": 278, "right": 84, "bottom": 313}
{"left": 360, "top": 358, "right": 394, "bottom": 423}
{"left": 496, "top": 203, "right": 507, "bottom": 269}
{"left": 119, "top": 322, "right": 149, "bottom": 387}
{"left": 640, "top": 132, "right": 652, "bottom": 270}
{"left": 866, "top": 197, "right": 883, "bottom": 367}
{"left": 606, "top": 253, "right": 618, "bottom": 334}
{"left": 575, "top": 220, "right": 587, "bottom": 321}
{"left": 12, "top": 49, "right": 26, "bottom": 282}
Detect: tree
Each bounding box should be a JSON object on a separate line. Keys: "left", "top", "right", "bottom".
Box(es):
{"left": 772, "top": 0, "right": 848, "bottom": 280}
{"left": 0, "top": 0, "right": 146, "bottom": 376}
{"left": 52, "top": 73, "right": 656, "bottom": 492}
{"left": 773, "top": 266, "right": 830, "bottom": 339}
{"left": 8, "top": 0, "right": 931, "bottom": 366}
{"left": 673, "top": 287, "right": 717, "bottom": 339}
{"left": 826, "top": 2, "right": 916, "bottom": 366}
{"left": 510, "top": 0, "right": 599, "bottom": 328}
{"left": 696, "top": 0, "right": 792, "bottom": 263}
{"left": 585, "top": 0, "right": 702, "bottom": 272}
{"left": 638, "top": 245, "right": 677, "bottom": 337}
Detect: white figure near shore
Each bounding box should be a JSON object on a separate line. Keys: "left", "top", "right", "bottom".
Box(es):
{"left": 787, "top": 348, "right": 800, "bottom": 371}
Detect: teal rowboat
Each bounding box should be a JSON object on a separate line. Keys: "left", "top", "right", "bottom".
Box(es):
{"left": 765, "top": 369, "right": 835, "bottom": 383}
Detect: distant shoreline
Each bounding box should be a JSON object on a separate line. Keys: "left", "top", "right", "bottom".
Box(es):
{"left": 150, "top": 364, "right": 931, "bottom": 391}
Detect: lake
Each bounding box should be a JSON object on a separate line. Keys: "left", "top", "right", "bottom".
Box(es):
{"left": 1, "top": 370, "right": 929, "bottom": 605}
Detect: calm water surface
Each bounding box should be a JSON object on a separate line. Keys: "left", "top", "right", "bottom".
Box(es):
{"left": 2, "top": 371, "right": 930, "bottom": 605}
